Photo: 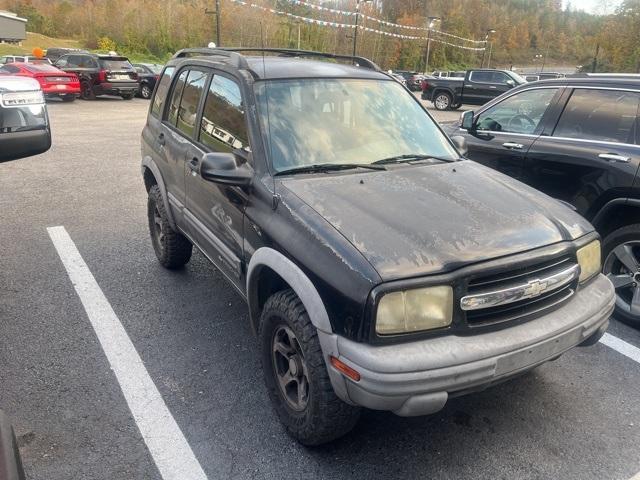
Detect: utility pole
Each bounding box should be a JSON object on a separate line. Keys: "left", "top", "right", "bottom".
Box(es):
{"left": 592, "top": 43, "right": 600, "bottom": 73}
{"left": 423, "top": 16, "right": 439, "bottom": 73}
{"left": 481, "top": 29, "right": 495, "bottom": 68}
{"left": 352, "top": 0, "right": 361, "bottom": 57}
{"left": 205, "top": 0, "right": 222, "bottom": 47}
{"left": 540, "top": 42, "right": 550, "bottom": 72}
{"left": 351, "top": 0, "right": 372, "bottom": 58}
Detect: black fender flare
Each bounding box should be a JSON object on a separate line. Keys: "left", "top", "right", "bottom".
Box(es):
{"left": 590, "top": 198, "right": 640, "bottom": 230}
{"left": 141, "top": 156, "right": 177, "bottom": 229}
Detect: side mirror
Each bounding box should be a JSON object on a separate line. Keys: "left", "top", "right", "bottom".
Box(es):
{"left": 450, "top": 135, "right": 468, "bottom": 156}
{"left": 459, "top": 110, "right": 474, "bottom": 130}
{"left": 200, "top": 152, "right": 253, "bottom": 186}
{"left": 505, "top": 79, "right": 516, "bottom": 87}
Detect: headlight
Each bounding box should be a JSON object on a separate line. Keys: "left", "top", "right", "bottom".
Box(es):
{"left": 376, "top": 286, "right": 453, "bottom": 335}
{"left": 577, "top": 240, "right": 601, "bottom": 283}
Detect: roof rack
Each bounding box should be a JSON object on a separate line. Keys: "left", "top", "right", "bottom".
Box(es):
{"left": 172, "top": 47, "right": 379, "bottom": 71}
{"left": 171, "top": 48, "right": 250, "bottom": 70}
{"left": 219, "top": 48, "right": 380, "bottom": 71}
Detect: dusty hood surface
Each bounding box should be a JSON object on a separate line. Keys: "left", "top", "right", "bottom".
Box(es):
{"left": 280, "top": 160, "right": 592, "bottom": 281}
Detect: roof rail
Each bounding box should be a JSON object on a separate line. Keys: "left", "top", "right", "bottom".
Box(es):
{"left": 216, "top": 47, "right": 380, "bottom": 71}
{"left": 171, "top": 48, "right": 250, "bottom": 70}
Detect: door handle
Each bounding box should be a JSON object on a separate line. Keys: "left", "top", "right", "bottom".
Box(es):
{"left": 158, "top": 133, "right": 165, "bottom": 146}
{"left": 502, "top": 142, "right": 524, "bottom": 150}
{"left": 598, "top": 153, "right": 630, "bottom": 163}
{"left": 188, "top": 157, "right": 199, "bottom": 172}
{"left": 489, "top": 86, "right": 497, "bottom": 89}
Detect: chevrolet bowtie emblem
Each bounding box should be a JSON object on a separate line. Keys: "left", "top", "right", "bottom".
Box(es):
{"left": 523, "top": 279, "right": 549, "bottom": 297}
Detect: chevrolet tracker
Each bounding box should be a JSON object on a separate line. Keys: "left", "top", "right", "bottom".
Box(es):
{"left": 140, "top": 48, "right": 615, "bottom": 445}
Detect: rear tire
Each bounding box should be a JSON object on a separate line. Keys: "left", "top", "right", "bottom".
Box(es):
{"left": 259, "top": 289, "right": 361, "bottom": 445}
{"left": 140, "top": 84, "right": 152, "bottom": 99}
{"left": 61, "top": 95, "right": 76, "bottom": 102}
{"left": 147, "top": 185, "right": 192, "bottom": 269}
{"left": 602, "top": 224, "right": 640, "bottom": 327}
{"left": 122, "top": 93, "right": 134, "bottom": 100}
{"left": 433, "top": 92, "right": 452, "bottom": 110}
{"left": 80, "top": 81, "right": 95, "bottom": 100}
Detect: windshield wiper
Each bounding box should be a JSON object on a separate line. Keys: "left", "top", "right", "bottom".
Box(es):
{"left": 372, "top": 154, "right": 455, "bottom": 165}
{"left": 274, "top": 163, "right": 386, "bottom": 176}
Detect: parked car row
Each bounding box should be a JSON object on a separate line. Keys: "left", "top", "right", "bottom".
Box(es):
{"left": 0, "top": 49, "right": 163, "bottom": 101}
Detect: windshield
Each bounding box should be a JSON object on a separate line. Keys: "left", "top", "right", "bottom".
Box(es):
{"left": 508, "top": 71, "right": 527, "bottom": 84}
{"left": 255, "top": 78, "right": 458, "bottom": 173}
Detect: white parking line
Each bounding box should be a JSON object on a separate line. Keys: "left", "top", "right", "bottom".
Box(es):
{"left": 600, "top": 333, "right": 640, "bottom": 364}
{"left": 47, "top": 226, "right": 208, "bottom": 480}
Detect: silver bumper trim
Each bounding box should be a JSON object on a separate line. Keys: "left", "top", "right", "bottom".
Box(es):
{"left": 323, "top": 274, "right": 614, "bottom": 417}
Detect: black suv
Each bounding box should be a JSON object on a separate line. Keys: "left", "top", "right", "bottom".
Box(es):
{"left": 54, "top": 53, "right": 139, "bottom": 100}
{"left": 444, "top": 76, "right": 640, "bottom": 326}
{"left": 141, "top": 48, "right": 614, "bottom": 445}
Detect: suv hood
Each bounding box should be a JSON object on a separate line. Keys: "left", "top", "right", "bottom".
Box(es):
{"left": 280, "top": 160, "right": 592, "bottom": 281}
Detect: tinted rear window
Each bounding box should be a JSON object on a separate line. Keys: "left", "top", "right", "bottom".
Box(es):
{"left": 151, "top": 66, "right": 175, "bottom": 118}
{"left": 99, "top": 59, "right": 134, "bottom": 71}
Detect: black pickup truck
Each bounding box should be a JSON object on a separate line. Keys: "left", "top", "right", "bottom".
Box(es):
{"left": 422, "top": 69, "right": 526, "bottom": 110}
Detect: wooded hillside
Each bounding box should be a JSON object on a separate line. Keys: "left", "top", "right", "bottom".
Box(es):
{"left": 1, "top": 0, "right": 638, "bottom": 72}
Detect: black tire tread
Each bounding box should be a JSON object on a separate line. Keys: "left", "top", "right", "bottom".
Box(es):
{"left": 259, "top": 289, "right": 360, "bottom": 445}
{"left": 602, "top": 223, "right": 640, "bottom": 327}
{"left": 147, "top": 185, "right": 192, "bottom": 269}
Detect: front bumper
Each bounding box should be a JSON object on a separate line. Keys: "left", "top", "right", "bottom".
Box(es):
{"left": 320, "top": 274, "right": 614, "bottom": 416}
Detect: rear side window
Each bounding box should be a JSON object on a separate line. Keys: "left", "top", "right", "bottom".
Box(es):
{"left": 150, "top": 66, "right": 175, "bottom": 118}
{"left": 174, "top": 70, "right": 208, "bottom": 137}
{"left": 199, "top": 75, "right": 248, "bottom": 152}
{"left": 553, "top": 89, "right": 640, "bottom": 144}
{"left": 166, "top": 70, "right": 189, "bottom": 126}
{"left": 469, "top": 71, "right": 493, "bottom": 83}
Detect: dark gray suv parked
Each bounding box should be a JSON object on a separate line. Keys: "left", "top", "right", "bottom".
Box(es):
{"left": 140, "top": 48, "right": 615, "bottom": 445}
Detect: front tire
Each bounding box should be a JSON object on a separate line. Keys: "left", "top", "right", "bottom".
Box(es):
{"left": 147, "top": 185, "right": 192, "bottom": 269}
{"left": 602, "top": 223, "right": 640, "bottom": 327}
{"left": 259, "top": 289, "right": 361, "bottom": 445}
{"left": 433, "top": 92, "right": 452, "bottom": 110}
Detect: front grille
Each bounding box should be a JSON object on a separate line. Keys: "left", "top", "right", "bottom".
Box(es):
{"left": 464, "top": 255, "right": 577, "bottom": 327}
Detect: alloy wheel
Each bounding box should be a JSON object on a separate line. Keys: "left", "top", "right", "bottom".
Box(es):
{"left": 271, "top": 325, "right": 309, "bottom": 412}
{"left": 435, "top": 94, "right": 450, "bottom": 110}
{"left": 604, "top": 240, "right": 640, "bottom": 317}
{"left": 141, "top": 85, "right": 151, "bottom": 99}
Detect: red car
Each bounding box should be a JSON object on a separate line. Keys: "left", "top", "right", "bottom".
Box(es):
{"left": 0, "top": 62, "right": 80, "bottom": 102}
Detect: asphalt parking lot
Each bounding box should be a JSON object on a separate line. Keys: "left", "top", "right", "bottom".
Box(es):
{"left": 2, "top": 97, "right": 640, "bottom": 480}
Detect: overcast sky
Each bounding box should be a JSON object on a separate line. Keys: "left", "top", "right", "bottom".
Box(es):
{"left": 563, "top": 0, "right": 621, "bottom": 14}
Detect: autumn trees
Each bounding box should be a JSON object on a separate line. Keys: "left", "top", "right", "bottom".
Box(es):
{"left": 0, "top": 0, "right": 637, "bottom": 72}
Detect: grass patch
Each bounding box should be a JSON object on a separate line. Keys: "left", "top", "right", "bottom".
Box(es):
{"left": 0, "top": 32, "right": 165, "bottom": 64}
{"left": 0, "top": 32, "right": 82, "bottom": 56}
